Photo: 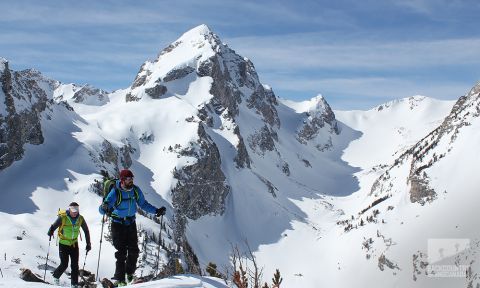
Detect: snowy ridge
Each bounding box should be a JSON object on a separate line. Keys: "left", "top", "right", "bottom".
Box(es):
{"left": 54, "top": 83, "right": 109, "bottom": 106}
{"left": 335, "top": 89, "right": 480, "bottom": 287}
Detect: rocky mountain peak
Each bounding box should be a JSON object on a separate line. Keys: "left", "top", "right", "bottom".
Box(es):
{"left": 125, "top": 24, "right": 223, "bottom": 102}
{"left": 296, "top": 95, "right": 339, "bottom": 150}
{"left": 0, "top": 57, "right": 7, "bottom": 72}
{"left": 0, "top": 59, "right": 60, "bottom": 170}
{"left": 467, "top": 81, "right": 480, "bottom": 97}
{"left": 305, "top": 95, "right": 331, "bottom": 113}
{"left": 73, "top": 84, "right": 107, "bottom": 103}
{"left": 156, "top": 24, "right": 222, "bottom": 60}
{"left": 171, "top": 24, "right": 218, "bottom": 48}
{"left": 374, "top": 95, "right": 430, "bottom": 112}
{"left": 126, "top": 25, "right": 279, "bottom": 128}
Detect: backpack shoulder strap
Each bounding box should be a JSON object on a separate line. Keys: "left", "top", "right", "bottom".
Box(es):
{"left": 58, "top": 209, "right": 67, "bottom": 229}
{"left": 78, "top": 215, "right": 84, "bottom": 241}
{"left": 57, "top": 210, "right": 67, "bottom": 241}
{"left": 113, "top": 182, "right": 122, "bottom": 207}
{"left": 133, "top": 185, "right": 140, "bottom": 201}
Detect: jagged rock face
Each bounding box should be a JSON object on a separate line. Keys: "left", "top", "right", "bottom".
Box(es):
{"left": 172, "top": 124, "right": 230, "bottom": 222}
{"left": 297, "top": 96, "right": 339, "bottom": 146}
{"left": 371, "top": 82, "right": 480, "bottom": 204}
{"left": 248, "top": 125, "right": 278, "bottom": 154}
{"left": 72, "top": 85, "right": 107, "bottom": 104}
{"left": 197, "top": 49, "right": 281, "bottom": 159}
{"left": 409, "top": 175, "right": 437, "bottom": 205}
{"left": 246, "top": 85, "right": 279, "bottom": 128}
{"left": 130, "top": 64, "right": 150, "bottom": 90}
{"left": 196, "top": 46, "right": 280, "bottom": 130}
{"left": 0, "top": 61, "right": 57, "bottom": 170}
{"left": 95, "top": 139, "right": 134, "bottom": 175}
{"left": 233, "top": 126, "right": 250, "bottom": 168}
{"left": 198, "top": 55, "right": 243, "bottom": 118}
{"left": 145, "top": 83, "right": 167, "bottom": 99}
{"left": 163, "top": 66, "right": 195, "bottom": 83}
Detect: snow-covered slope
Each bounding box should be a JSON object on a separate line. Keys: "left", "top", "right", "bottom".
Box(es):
{"left": 0, "top": 60, "right": 172, "bottom": 285}
{"left": 0, "top": 274, "right": 228, "bottom": 288}
{"left": 255, "top": 95, "right": 462, "bottom": 288}
{"left": 360, "top": 84, "right": 480, "bottom": 287}
{"left": 336, "top": 95, "right": 455, "bottom": 168}
{"left": 1, "top": 24, "right": 479, "bottom": 288}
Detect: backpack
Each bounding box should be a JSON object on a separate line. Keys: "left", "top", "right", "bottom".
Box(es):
{"left": 102, "top": 178, "right": 140, "bottom": 208}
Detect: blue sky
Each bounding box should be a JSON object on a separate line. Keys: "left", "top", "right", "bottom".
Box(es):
{"left": 1, "top": 0, "right": 480, "bottom": 109}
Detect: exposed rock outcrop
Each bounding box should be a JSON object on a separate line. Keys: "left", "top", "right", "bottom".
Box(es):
{"left": 72, "top": 85, "right": 108, "bottom": 104}
{"left": 0, "top": 60, "right": 57, "bottom": 170}
{"left": 172, "top": 124, "right": 230, "bottom": 221}
{"left": 297, "top": 96, "right": 339, "bottom": 147}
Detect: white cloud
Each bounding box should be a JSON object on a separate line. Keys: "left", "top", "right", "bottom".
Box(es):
{"left": 0, "top": 2, "right": 184, "bottom": 25}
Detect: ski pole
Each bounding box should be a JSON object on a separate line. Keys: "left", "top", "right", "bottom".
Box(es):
{"left": 0, "top": 267, "right": 3, "bottom": 278}
{"left": 43, "top": 236, "right": 52, "bottom": 281}
{"left": 82, "top": 250, "right": 88, "bottom": 272}
{"left": 96, "top": 214, "right": 106, "bottom": 282}
{"left": 154, "top": 214, "right": 163, "bottom": 277}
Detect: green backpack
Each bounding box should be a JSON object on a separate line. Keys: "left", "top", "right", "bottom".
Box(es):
{"left": 102, "top": 178, "right": 140, "bottom": 208}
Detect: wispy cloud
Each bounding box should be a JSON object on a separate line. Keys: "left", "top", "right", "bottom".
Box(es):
{"left": 272, "top": 75, "right": 470, "bottom": 109}
{"left": 1, "top": 0, "right": 479, "bottom": 109}
{"left": 270, "top": 75, "right": 470, "bottom": 98}
{"left": 227, "top": 34, "right": 480, "bottom": 70}
{"left": 225, "top": 32, "right": 480, "bottom": 109}
{"left": 393, "top": 0, "right": 439, "bottom": 14}
{"left": 0, "top": 2, "right": 184, "bottom": 25}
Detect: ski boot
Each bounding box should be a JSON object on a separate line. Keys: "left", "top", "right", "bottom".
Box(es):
{"left": 53, "top": 278, "right": 60, "bottom": 286}
{"left": 127, "top": 274, "right": 134, "bottom": 283}
{"left": 114, "top": 280, "right": 127, "bottom": 287}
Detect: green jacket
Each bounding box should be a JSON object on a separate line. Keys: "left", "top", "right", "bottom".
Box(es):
{"left": 49, "top": 210, "right": 91, "bottom": 247}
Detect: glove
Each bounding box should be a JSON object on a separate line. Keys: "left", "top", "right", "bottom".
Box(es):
{"left": 47, "top": 226, "right": 54, "bottom": 237}
{"left": 101, "top": 203, "right": 112, "bottom": 214}
{"left": 156, "top": 207, "right": 166, "bottom": 217}
{"left": 86, "top": 243, "right": 91, "bottom": 252}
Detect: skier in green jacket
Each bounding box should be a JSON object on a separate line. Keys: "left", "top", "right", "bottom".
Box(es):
{"left": 48, "top": 202, "right": 91, "bottom": 288}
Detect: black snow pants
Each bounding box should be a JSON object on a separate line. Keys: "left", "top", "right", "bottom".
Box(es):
{"left": 52, "top": 242, "right": 79, "bottom": 285}
{"left": 111, "top": 220, "right": 139, "bottom": 281}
